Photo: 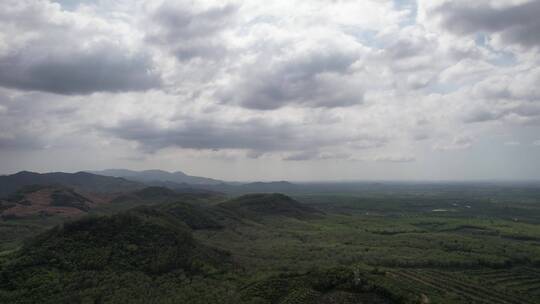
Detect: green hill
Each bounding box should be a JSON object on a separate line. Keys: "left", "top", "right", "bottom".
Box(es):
{"left": 0, "top": 208, "right": 231, "bottom": 303}
{"left": 132, "top": 186, "right": 181, "bottom": 200}
{"left": 158, "top": 201, "right": 226, "bottom": 230}
{"left": 218, "top": 193, "right": 323, "bottom": 219}
{"left": 109, "top": 186, "right": 219, "bottom": 203}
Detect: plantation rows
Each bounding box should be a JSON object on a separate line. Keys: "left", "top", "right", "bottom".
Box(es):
{"left": 279, "top": 287, "right": 321, "bottom": 304}
{"left": 465, "top": 268, "right": 540, "bottom": 298}
{"left": 388, "top": 268, "right": 537, "bottom": 304}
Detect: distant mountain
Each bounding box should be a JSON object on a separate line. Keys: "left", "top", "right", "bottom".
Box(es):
{"left": 0, "top": 171, "right": 143, "bottom": 198}
{"left": 90, "top": 169, "right": 223, "bottom": 185}
{"left": 88, "top": 169, "right": 305, "bottom": 194}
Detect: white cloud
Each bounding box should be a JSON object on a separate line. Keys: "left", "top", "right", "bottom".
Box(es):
{"left": 374, "top": 155, "right": 416, "bottom": 163}
{"left": 0, "top": 0, "right": 161, "bottom": 95}
{"left": 434, "top": 136, "right": 474, "bottom": 151}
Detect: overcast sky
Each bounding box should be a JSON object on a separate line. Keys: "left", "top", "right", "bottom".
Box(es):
{"left": 1, "top": 0, "right": 540, "bottom": 181}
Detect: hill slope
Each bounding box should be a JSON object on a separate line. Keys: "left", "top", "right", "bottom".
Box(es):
{"left": 0, "top": 208, "right": 231, "bottom": 303}
{"left": 109, "top": 186, "right": 219, "bottom": 207}
{"left": 0, "top": 171, "right": 143, "bottom": 198}
{"left": 1, "top": 185, "right": 96, "bottom": 219}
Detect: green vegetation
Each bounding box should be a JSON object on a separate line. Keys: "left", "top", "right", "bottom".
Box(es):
{"left": 1, "top": 185, "right": 540, "bottom": 303}
{"left": 0, "top": 208, "right": 231, "bottom": 303}
{"left": 219, "top": 193, "right": 323, "bottom": 219}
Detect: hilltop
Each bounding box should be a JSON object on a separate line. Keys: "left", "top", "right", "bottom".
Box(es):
{"left": 0, "top": 184, "right": 224, "bottom": 252}
{"left": 218, "top": 193, "right": 323, "bottom": 219}
{"left": 1, "top": 185, "right": 96, "bottom": 219}
{"left": 0, "top": 208, "right": 231, "bottom": 303}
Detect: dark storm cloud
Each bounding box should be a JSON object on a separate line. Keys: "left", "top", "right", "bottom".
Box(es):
{"left": 101, "top": 118, "right": 297, "bottom": 151}
{"left": 217, "top": 47, "right": 364, "bottom": 110}
{"left": 99, "top": 117, "right": 383, "bottom": 154}
{"left": 282, "top": 151, "right": 320, "bottom": 161}
{"left": 0, "top": 0, "right": 161, "bottom": 95}
{"left": 146, "top": 2, "right": 237, "bottom": 61}
{"left": 0, "top": 47, "right": 161, "bottom": 95}
{"left": 434, "top": 1, "right": 540, "bottom": 48}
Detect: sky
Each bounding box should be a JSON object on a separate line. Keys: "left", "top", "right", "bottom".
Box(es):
{"left": 0, "top": 0, "right": 540, "bottom": 181}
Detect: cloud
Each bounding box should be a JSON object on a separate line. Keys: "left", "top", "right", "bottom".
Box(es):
{"left": 283, "top": 150, "right": 352, "bottom": 161}
{"left": 434, "top": 136, "right": 473, "bottom": 151}
{"left": 0, "top": 46, "right": 160, "bottom": 95}
{"left": 0, "top": 132, "right": 44, "bottom": 150}
{"left": 533, "top": 140, "right": 540, "bottom": 146}
{"left": 472, "top": 68, "right": 540, "bottom": 101}
{"left": 0, "top": 90, "right": 61, "bottom": 150}
{"left": 282, "top": 151, "right": 320, "bottom": 161}
{"left": 462, "top": 108, "right": 502, "bottom": 123}
{"left": 374, "top": 155, "right": 416, "bottom": 163}
{"left": 462, "top": 98, "right": 540, "bottom": 126}
{"left": 0, "top": 0, "right": 161, "bottom": 95}
{"left": 216, "top": 31, "right": 366, "bottom": 110}
{"left": 100, "top": 118, "right": 297, "bottom": 152}
{"left": 145, "top": 0, "right": 238, "bottom": 61}
{"left": 99, "top": 115, "right": 384, "bottom": 154}
{"left": 457, "top": 65, "right": 540, "bottom": 125}
{"left": 429, "top": 0, "right": 540, "bottom": 48}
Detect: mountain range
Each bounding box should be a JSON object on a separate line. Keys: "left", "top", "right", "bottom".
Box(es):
{"left": 0, "top": 171, "right": 143, "bottom": 197}
{"left": 89, "top": 169, "right": 223, "bottom": 185}
{"left": 0, "top": 170, "right": 302, "bottom": 201}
